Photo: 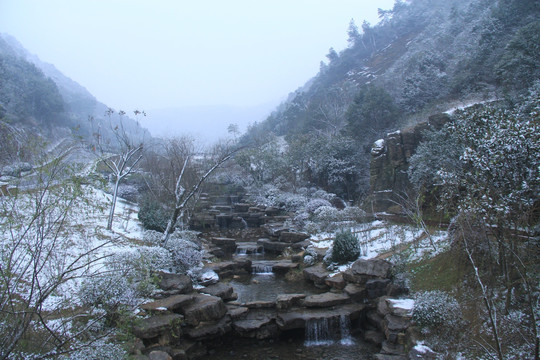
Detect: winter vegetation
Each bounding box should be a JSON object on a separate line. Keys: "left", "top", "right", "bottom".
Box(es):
{"left": 0, "top": 0, "right": 539, "bottom": 359}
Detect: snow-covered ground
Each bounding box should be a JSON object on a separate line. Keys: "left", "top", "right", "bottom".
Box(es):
{"left": 308, "top": 219, "right": 449, "bottom": 263}
{"left": 0, "top": 185, "right": 145, "bottom": 315}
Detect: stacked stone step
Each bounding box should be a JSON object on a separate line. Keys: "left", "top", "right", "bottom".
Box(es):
{"left": 372, "top": 297, "right": 415, "bottom": 360}
{"left": 257, "top": 225, "right": 310, "bottom": 254}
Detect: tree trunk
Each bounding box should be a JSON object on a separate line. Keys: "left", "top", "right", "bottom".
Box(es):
{"left": 107, "top": 178, "right": 120, "bottom": 230}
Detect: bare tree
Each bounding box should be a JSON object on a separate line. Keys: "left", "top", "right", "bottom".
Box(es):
{"left": 162, "top": 142, "right": 240, "bottom": 245}
{"left": 0, "top": 146, "right": 117, "bottom": 359}
{"left": 91, "top": 109, "right": 145, "bottom": 230}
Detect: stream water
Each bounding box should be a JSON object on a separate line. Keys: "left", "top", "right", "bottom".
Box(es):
{"left": 207, "top": 243, "right": 378, "bottom": 359}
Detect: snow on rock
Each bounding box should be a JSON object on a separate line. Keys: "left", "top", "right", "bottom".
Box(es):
{"left": 371, "top": 139, "right": 386, "bottom": 156}
{"left": 388, "top": 298, "right": 414, "bottom": 316}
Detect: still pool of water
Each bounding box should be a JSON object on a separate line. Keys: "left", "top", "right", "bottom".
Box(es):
{"left": 225, "top": 273, "right": 326, "bottom": 303}
{"left": 204, "top": 337, "right": 379, "bottom": 360}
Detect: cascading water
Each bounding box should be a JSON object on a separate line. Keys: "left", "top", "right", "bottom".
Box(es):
{"left": 304, "top": 315, "right": 355, "bottom": 346}
{"left": 339, "top": 314, "right": 355, "bottom": 345}
{"left": 304, "top": 318, "right": 334, "bottom": 346}
{"left": 252, "top": 262, "right": 274, "bottom": 275}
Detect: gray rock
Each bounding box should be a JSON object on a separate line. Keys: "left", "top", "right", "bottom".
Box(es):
{"left": 149, "top": 350, "right": 172, "bottom": 360}
{"left": 245, "top": 300, "right": 275, "bottom": 309}
{"left": 182, "top": 294, "right": 227, "bottom": 326}
{"left": 227, "top": 305, "right": 249, "bottom": 319}
{"left": 158, "top": 272, "right": 193, "bottom": 294}
{"left": 272, "top": 261, "right": 299, "bottom": 273}
{"left": 303, "top": 264, "right": 331, "bottom": 286}
{"left": 233, "top": 316, "right": 278, "bottom": 339}
{"left": 133, "top": 314, "right": 183, "bottom": 339}
{"left": 325, "top": 273, "right": 346, "bottom": 290}
{"left": 344, "top": 283, "right": 366, "bottom": 301}
{"left": 199, "top": 283, "right": 235, "bottom": 301}
{"left": 351, "top": 259, "right": 392, "bottom": 279}
{"left": 276, "top": 294, "right": 306, "bottom": 310}
{"left": 304, "top": 292, "right": 350, "bottom": 308}
{"left": 276, "top": 303, "right": 365, "bottom": 330}
{"left": 140, "top": 295, "right": 194, "bottom": 313}
{"left": 185, "top": 315, "right": 232, "bottom": 340}
{"left": 364, "top": 329, "right": 385, "bottom": 345}
{"left": 211, "top": 237, "right": 237, "bottom": 251}
{"left": 280, "top": 231, "right": 310, "bottom": 243}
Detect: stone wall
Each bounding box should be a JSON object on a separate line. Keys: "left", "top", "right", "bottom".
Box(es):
{"left": 367, "top": 113, "right": 449, "bottom": 214}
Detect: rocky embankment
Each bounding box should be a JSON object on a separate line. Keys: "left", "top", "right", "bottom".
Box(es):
{"left": 129, "top": 192, "right": 430, "bottom": 360}
{"left": 129, "top": 254, "right": 421, "bottom": 360}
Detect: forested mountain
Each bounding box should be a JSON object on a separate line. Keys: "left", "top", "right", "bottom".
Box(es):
{"left": 0, "top": 34, "right": 149, "bottom": 167}
{"left": 240, "top": 0, "right": 540, "bottom": 201}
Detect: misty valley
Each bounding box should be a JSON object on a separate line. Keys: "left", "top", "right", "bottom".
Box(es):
{"left": 0, "top": 0, "right": 539, "bottom": 359}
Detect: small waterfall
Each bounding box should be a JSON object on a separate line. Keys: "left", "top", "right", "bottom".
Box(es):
{"left": 252, "top": 263, "right": 273, "bottom": 275}
{"left": 236, "top": 247, "right": 248, "bottom": 256}
{"left": 240, "top": 217, "right": 248, "bottom": 229}
{"left": 304, "top": 318, "right": 334, "bottom": 346}
{"left": 339, "top": 314, "right": 354, "bottom": 346}
{"left": 304, "top": 315, "right": 355, "bottom": 346}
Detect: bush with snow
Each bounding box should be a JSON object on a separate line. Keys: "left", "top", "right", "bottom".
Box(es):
{"left": 60, "top": 339, "right": 126, "bottom": 360}
{"left": 327, "top": 230, "right": 360, "bottom": 265}
{"left": 413, "top": 290, "right": 462, "bottom": 332}
{"left": 305, "top": 198, "right": 332, "bottom": 213}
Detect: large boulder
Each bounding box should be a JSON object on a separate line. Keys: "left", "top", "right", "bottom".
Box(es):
{"left": 133, "top": 314, "right": 183, "bottom": 339}
{"left": 351, "top": 259, "right": 392, "bottom": 279}
{"left": 158, "top": 272, "right": 193, "bottom": 294}
{"left": 303, "top": 264, "right": 331, "bottom": 287}
{"left": 182, "top": 294, "right": 227, "bottom": 326}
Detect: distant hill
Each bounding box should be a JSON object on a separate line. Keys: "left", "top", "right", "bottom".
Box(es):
{"left": 238, "top": 0, "right": 540, "bottom": 200}
{"left": 0, "top": 34, "right": 151, "bottom": 166}
{"left": 247, "top": 0, "right": 539, "bottom": 141}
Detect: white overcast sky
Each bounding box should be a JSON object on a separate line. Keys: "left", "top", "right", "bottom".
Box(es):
{"left": 0, "top": 0, "right": 395, "bottom": 110}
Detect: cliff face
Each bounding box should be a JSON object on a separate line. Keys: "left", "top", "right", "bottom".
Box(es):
{"left": 368, "top": 113, "right": 449, "bottom": 214}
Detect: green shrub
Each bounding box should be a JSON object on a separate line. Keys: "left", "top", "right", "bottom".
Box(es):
{"left": 330, "top": 230, "right": 360, "bottom": 264}
{"left": 138, "top": 195, "right": 169, "bottom": 232}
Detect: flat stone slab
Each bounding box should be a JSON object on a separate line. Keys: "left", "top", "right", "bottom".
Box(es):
{"left": 325, "top": 273, "right": 346, "bottom": 290}
{"left": 182, "top": 294, "right": 227, "bottom": 326}
{"left": 385, "top": 314, "right": 410, "bottom": 332}
{"left": 344, "top": 283, "right": 367, "bottom": 301}
{"left": 245, "top": 300, "right": 275, "bottom": 309}
{"left": 211, "top": 237, "right": 237, "bottom": 250}
{"left": 158, "top": 272, "right": 193, "bottom": 293}
{"left": 140, "top": 294, "right": 195, "bottom": 313}
{"left": 272, "top": 261, "right": 299, "bottom": 273}
{"left": 276, "top": 303, "right": 365, "bottom": 330}
{"left": 257, "top": 239, "right": 291, "bottom": 253}
{"left": 185, "top": 315, "right": 232, "bottom": 340}
{"left": 303, "top": 264, "right": 331, "bottom": 285}
{"left": 199, "top": 283, "right": 235, "bottom": 300}
{"left": 279, "top": 231, "right": 310, "bottom": 243}
{"left": 204, "top": 259, "right": 252, "bottom": 278}
{"left": 227, "top": 305, "right": 249, "bottom": 319}
{"left": 133, "top": 314, "right": 183, "bottom": 339}
{"left": 276, "top": 294, "right": 306, "bottom": 310}
{"left": 304, "top": 292, "right": 350, "bottom": 308}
